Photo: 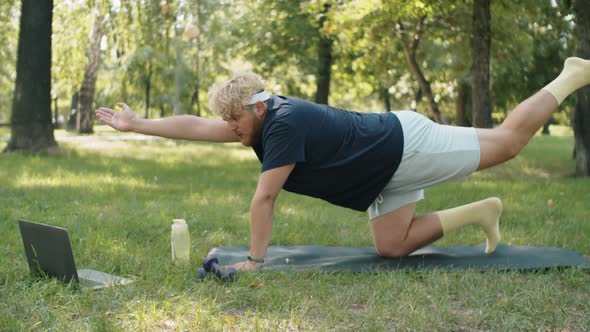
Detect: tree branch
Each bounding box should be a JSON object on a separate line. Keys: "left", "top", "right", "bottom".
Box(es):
{"left": 411, "top": 16, "right": 426, "bottom": 55}
{"left": 397, "top": 16, "right": 426, "bottom": 58}
{"left": 395, "top": 20, "right": 410, "bottom": 51}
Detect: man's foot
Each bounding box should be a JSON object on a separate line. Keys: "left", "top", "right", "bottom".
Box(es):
{"left": 562, "top": 57, "right": 590, "bottom": 86}
{"left": 477, "top": 197, "right": 503, "bottom": 254}
{"left": 543, "top": 57, "right": 590, "bottom": 104}
{"left": 438, "top": 197, "right": 503, "bottom": 254}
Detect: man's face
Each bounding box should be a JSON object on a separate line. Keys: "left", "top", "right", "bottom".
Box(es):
{"left": 226, "top": 104, "right": 265, "bottom": 146}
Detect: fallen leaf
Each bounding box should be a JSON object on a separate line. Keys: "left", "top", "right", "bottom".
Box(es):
{"left": 249, "top": 281, "right": 263, "bottom": 289}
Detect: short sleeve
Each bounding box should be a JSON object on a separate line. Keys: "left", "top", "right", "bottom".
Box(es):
{"left": 260, "top": 113, "right": 306, "bottom": 172}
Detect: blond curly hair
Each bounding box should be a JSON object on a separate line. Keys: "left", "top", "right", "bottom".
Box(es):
{"left": 208, "top": 71, "right": 265, "bottom": 121}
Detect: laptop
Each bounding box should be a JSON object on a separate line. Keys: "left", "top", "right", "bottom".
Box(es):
{"left": 18, "top": 219, "right": 133, "bottom": 289}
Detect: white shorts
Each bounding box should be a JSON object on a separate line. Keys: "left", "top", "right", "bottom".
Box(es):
{"left": 368, "top": 111, "right": 481, "bottom": 220}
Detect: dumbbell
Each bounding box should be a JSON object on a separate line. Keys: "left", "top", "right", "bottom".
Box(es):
{"left": 202, "top": 256, "right": 236, "bottom": 281}
{"left": 197, "top": 267, "right": 207, "bottom": 279}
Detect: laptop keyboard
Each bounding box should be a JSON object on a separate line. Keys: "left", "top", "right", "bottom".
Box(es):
{"left": 79, "top": 278, "right": 105, "bottom": 288}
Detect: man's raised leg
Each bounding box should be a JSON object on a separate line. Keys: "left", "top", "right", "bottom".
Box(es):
{"left": 477, "top": 57, "right": 590, "bottom": 171}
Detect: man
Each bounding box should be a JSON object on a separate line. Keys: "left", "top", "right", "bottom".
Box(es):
{"left": 96, "top": 57, "right": 590, "bottom": 271}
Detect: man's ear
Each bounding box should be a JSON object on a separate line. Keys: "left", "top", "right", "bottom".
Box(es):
{"left": 254, "top": 101, "right": 267, "bottom": 118}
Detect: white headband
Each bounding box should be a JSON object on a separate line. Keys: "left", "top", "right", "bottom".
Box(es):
{"left": 246, "top": 90, "right": 270, "bottom": 105}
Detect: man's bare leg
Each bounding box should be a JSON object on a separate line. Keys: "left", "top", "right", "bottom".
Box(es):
{"left": 370, "top": 202, "right": 443, "bottom": 257}
{"left": 371, "top": 198, "right": 502, "bottom": 256}
{"left": 478, "top": 57, "right": 590, "bottom": 171}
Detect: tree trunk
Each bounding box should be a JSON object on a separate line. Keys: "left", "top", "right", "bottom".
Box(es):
{"left": 412, "top": 88, "right": 422, "bottom": 113}
{"left": 542, "top": 121, "right": 551, "bottom": 135}
{"left": 471, "top": 0, "right": 493, "bottom": 128}
{"left": 402, "top": 47, "right": 445, "bottom": 123}
{"left": 191, "top": 90, "right": 200, "bottom": 116}
{"left": 191, "top": 0, "right": 202, "bottom": 117}
{"left": 315, "top": 3, "right": 333, "bottom": 105}
{"left": 455, "top": 79, "right": 471, "bottom": 126}
{"left": 4, "top": 0, "right": 56, "bottom": 153}
{"left": 77, "top": 12, "right": 104, "bottom": 134}
{"left": 573, "top": 0, "right": 590, "bottom": 176}
{"left": 397, "top": 18, "right": 446, "bottom": 124}
{"left": 173, "top": 28, "right": 182, "bottom": 115}
{"left": 189, "top": 35, "right": 200, "bottom": 116}
{"left": 53, "top": 97, "right": 59, "bottom": 129}
{"left": 67, "top": 92, "right": 78, "bottom": 131}
{"left": 381, "top": 87, "right": 391, "bottom": 112}
{"left": 145, "top": 62, "right": 152, "bottom": 119}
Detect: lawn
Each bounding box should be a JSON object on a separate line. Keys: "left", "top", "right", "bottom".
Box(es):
{"left": 0, "top": 126, "right": 588, "bottom": 331}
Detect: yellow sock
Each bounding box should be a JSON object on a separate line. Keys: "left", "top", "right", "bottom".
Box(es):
{"left": 542, "top": 57, "right": 590, "bottom": 104}
{"left": 437, "top": 197, "right": 503, "bottom": 254}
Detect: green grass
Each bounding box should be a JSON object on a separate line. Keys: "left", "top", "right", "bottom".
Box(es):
{"left": 1, "top": 126, "right": 589, "bottom": 331}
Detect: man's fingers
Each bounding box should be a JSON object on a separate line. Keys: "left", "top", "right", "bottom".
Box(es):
{"left": 95, "top": 110, "right": 107, "bottom": 119}
{"left": 96, "top": 114, "right": 113, "bottom": 126}
{"left": 116, "top": 102, "right": 130, "bottom": 111}
{"left": 95, "top": 110, "right": 112, "bottom": 121}
{"left": 96, "top": 107, "right": 115, "bottom": 116}
{"left": 95, "top": 108, "right": 116, "bottom": 125}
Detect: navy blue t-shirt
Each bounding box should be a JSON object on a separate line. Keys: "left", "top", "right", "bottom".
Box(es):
{"left": 252, "top": 95, "right": 404, "bottom": 211}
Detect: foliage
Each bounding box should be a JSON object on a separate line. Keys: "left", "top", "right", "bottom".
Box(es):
{"left": 0, "top": 0, "right": 583, "bottom": 122}
{"left": 91, "top": 0, "right": 236, "bottom": 118}
{"left": 52, "top": 0, "right": 91, "bottom": 110}
{"left": 228, "top": 0, "right": 327, "bottom": 100}
{"left": 0, "top": 0, "right": 19, "bottom": 122}
{"left": 491, "top": 0, "right": 575, "bottom": 113}
{"left": 333, "top": 1, "right": 473, "bottom": 112}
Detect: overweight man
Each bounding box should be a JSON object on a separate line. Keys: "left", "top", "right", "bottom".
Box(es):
{"left": 96, "top": 57, "right": 590, "bottom": 271}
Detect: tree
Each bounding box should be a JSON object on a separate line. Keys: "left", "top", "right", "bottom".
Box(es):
{"left": 573, "top": 0, "right": 590, "bottom": 176}
{"left": 233, "top": 0, "right": 335, "bottom": 101}
{"left": 489, "top": 1, "right": 573, "bottom": 130}
{"left": 396, "top": 16, "right": 447, "bottom": 124}
{"left": 77, "top": 2, "right": 107, "bottom": 133}
{"left": 455, "top": 79, "right": 471, "bottom": 126}
{"left": 471, "top": 0, "right": 492, "bottom": 128}
{"left": 182, "top": 0, "right": 235, "bottom": 117}
{"left": 315, "top": 2, "right": 333, "bottom": 105}
{"left": 52, "top": 0, "right": 89, "bottom": 131}
{"left": 4, "top": 0, "right": 56, "bottom": 153}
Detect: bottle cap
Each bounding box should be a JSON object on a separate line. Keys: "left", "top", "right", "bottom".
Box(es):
{"left": 171, "top": 219, "right": 188, "bottom": 230}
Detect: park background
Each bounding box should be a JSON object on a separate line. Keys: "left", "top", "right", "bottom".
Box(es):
{"left": 1, "top": 0, "right": 589, "bottom": 331}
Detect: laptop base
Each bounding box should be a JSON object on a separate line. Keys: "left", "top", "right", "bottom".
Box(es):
{"left": 78, "top": 269, "right": 134, "bottom": 289}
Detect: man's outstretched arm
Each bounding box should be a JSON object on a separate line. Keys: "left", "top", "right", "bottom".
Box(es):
{"left": 95, "top": 102, "right": 239, "bottom": 142}
{"left": 233, "top": 163, "right": 295, "bottom": 271}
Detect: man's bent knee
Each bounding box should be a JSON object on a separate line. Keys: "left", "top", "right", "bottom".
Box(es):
{"left": 375, "top": 243, "right": 413, "bottom": 257}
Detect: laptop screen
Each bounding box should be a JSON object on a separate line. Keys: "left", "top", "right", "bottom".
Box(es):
{"left": 18, "top": 220, "right": 79, "bottom": 283}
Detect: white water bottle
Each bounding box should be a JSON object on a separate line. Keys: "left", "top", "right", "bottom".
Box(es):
{"left": 171, "top": 219, "right": 190, "bottom": 262}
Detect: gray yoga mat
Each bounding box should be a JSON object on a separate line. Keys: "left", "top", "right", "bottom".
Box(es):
{"left": 207, "top": 243, "right": 590, "bottom": 272}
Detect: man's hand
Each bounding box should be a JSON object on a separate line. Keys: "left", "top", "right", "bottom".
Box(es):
{"left": 231, "top": 260, "right": 262, "bottom": 272}
{"left": 95, "top": 102, "right": 137, "bottom": 132}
